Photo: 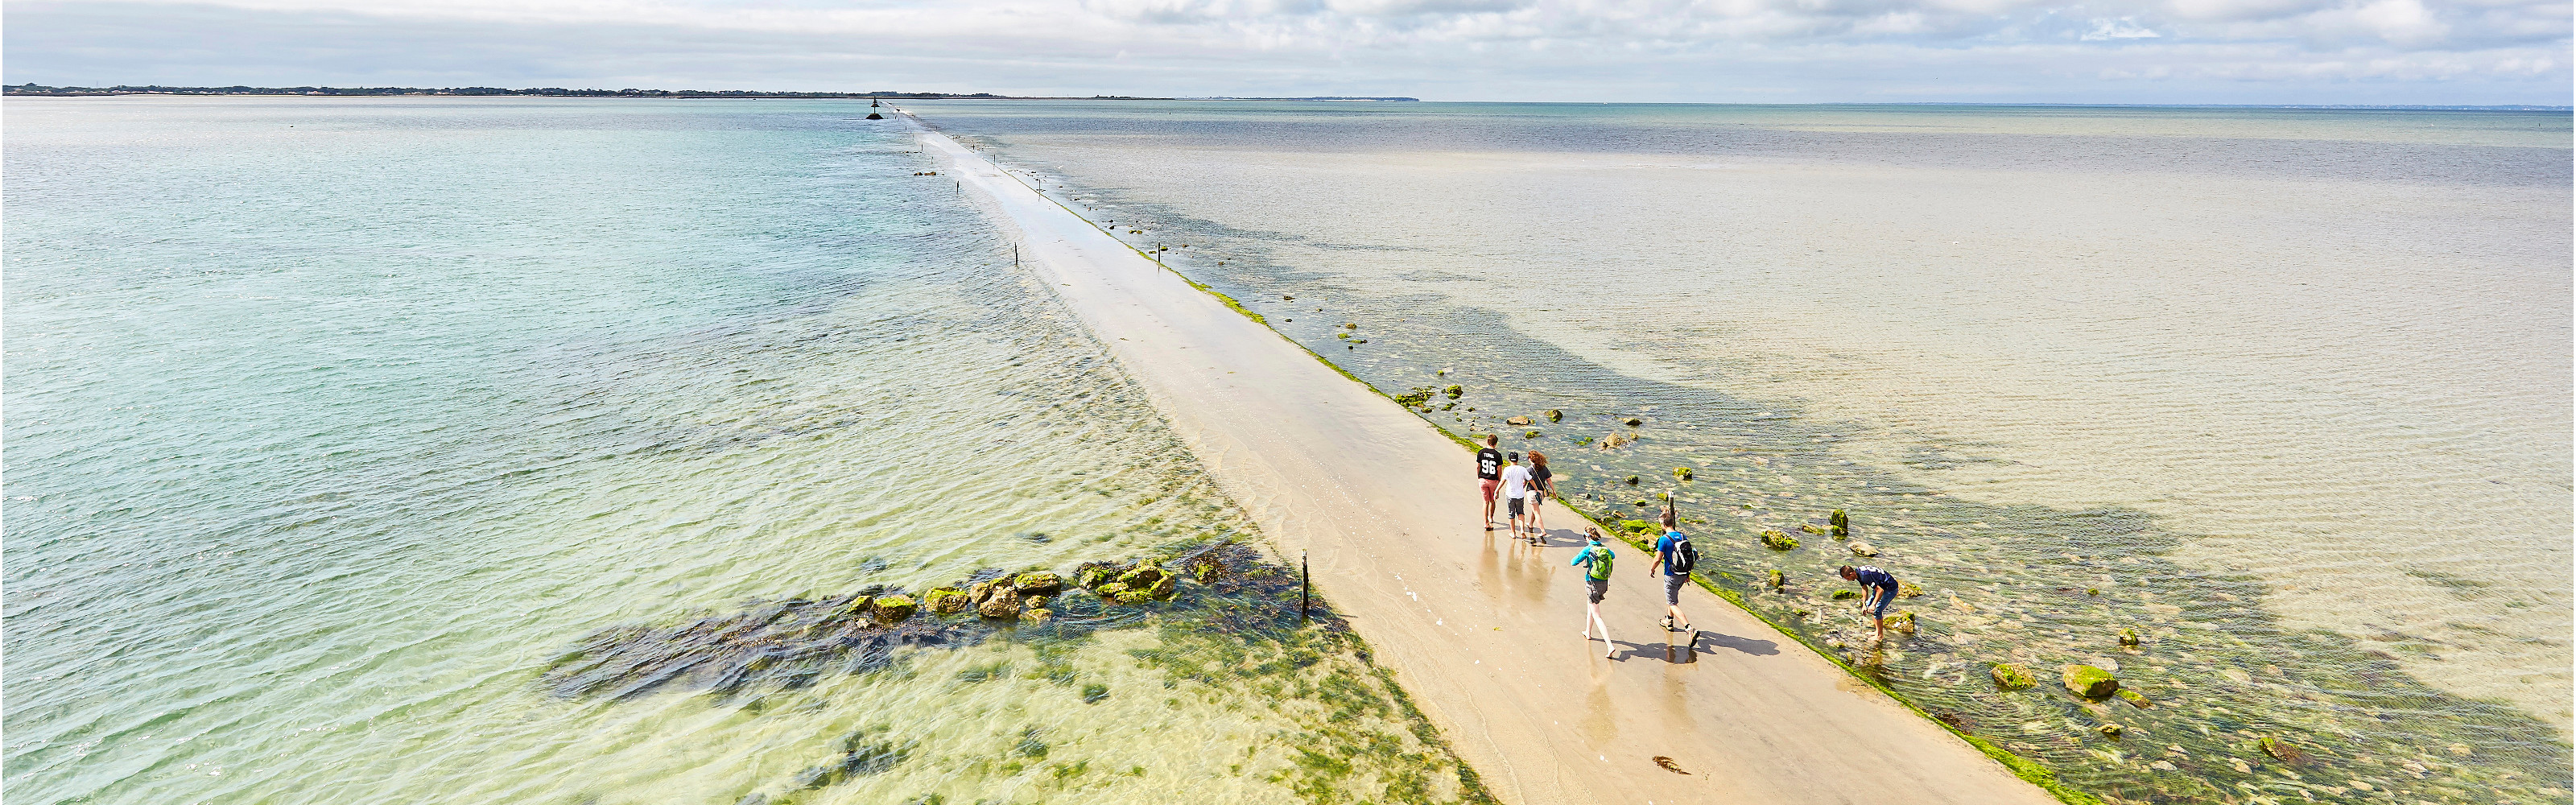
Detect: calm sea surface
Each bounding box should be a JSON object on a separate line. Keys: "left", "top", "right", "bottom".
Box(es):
{"left": 3, "top": 98, "right": 1478, "bottom": 805}
{"left": 914, "top": 100, "right": 2575, "bottom": 804}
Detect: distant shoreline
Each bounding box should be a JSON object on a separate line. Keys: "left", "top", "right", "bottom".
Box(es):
{"left": 2, "top": 84, "right": 1420, "bottom": 101}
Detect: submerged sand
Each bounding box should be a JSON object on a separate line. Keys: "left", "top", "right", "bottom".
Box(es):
{"left": 911, "top": 115, "right": 2061, "bottom": 805}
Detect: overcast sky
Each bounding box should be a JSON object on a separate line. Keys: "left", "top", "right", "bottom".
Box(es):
{"left": 3, "top": 0, "right": 2567, "bottom": 104}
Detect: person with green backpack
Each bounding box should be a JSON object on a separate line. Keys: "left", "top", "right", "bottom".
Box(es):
{"left": 1571, "top": 527, "right": 1616, "bottom": 658}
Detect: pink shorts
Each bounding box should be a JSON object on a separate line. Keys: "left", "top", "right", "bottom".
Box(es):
{"left": 1480, "top": 478, "right": 1501, "bottom": 500}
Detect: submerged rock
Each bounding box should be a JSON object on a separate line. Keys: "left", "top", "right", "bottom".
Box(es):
{"left": 1991, "top": 663, "right": 2037, "bottom": 690}
{"left": 1799, "top": 523, "right": 1827, "bottom": 535}
{"left": 2118, "top": 627, "right": 2141, "bottom": 646}
{"left": 2260, "top": 736, "right": 2310, "bottom": 765}
{"left": 1760, "top": 530, "right": 1799, "bottom": 551}
{"left": 1443, "top": 385, "right": 1463, "bottom": 399}
{"left": 1831, "top": 589, "right": 1861, "bottom": 601}
{"left": 1897, "top": 581, "right": 1924, "bottom": 598}
{"left": 1117, "top": 563, "right": 1167, "bottom": 591}
{"left": 1673, "top": 467, "right": 1693, "bottom": 480}
{"left": 2062, "top": 664, "right": 2119, "bottom": 698}
{"left": 1887, "top": 610, "right": 1917, "bottom": 634}
{"left": 1543, "top": 409, "right": 1562, "bottom": 422}
{"left": 1624, "top": 475, "right": 1641, "bottom": 485}
{"left": 1096, "top": 582, "right": 1130, "bottom": 598}
{"left": 1766, "top": 569, "right": 1785, "bottom": 588}
{"left": 1621, "top": 417, "right": 1644, "bottom": 427}
{"left": 2098, "top": 723, "right": 2124, "bottom": 738}
{"left": 1506, "top": 415, "right": 1533, "bottom": 426}
{"left": 2116, "top": 688, "right": 2153, "bottom": 708}
{"left": 1075, "top": 562, "right": 1121, "bottom": 590}
{"left": 1113, "top": 588, "right": 1151, "bottom": 605}
{"left": 1023, "top": 608, "right": 1053, "bottom": 625}
{"left": 1848, "top": 541, "right": 1880, "bottom": 557}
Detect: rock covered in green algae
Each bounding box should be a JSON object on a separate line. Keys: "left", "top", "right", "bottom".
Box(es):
{"left": 1673, "top": 467, "right": 1693, "bottom": 480}
{"left": 1074, "top": 562, "right": 1121, "bottom": 590}
{"left": 839, "top": 596, "right": 875, "bottom": 619}
{"left": 1013, "top": 572, "right": 1063, "bottom": 596}
{"left": 1095, "top": 582, "right": 1130, "bottom": 598}
{"left": 1624, "top": 475, "right": 1641, "bottom": 485}
{"left": 1766, "top": 569, "right": 1785, "bottom": 588}
{"left": 1761, "top": 530, "right": 1799, "bottom": 551}
{"left": 968, "top": 580, "right": 1000, "bottom": 606}
{"left": 873, "top": 595, "right": 918, "bottom": 624}
{"left": 1147, "top": 573, "right": 1179, "bottom": 600}
{"left": 924, "top": 588, "right": 972, "bottom": 615}
{"left": 1897, "top": 581, "right": 1923, "bottom": 598}
{"left": 2115, "top": 688, "right": 2153, "bottom": 708}
{"left": 2098, "top": 723, "right": 2124, "bottom": 738}
{"left": 1887, "top": 610, "right": 1917, "bottom": 634}
{"left": 1991, "top": 663, "right": 2037, "bottom": 690}
{"left": 1831, "top": 589, "right": 1861, "bottom": 601}
{"left": 1116, "top": 563, "right": 1167, "bottom": 592}
{"left": 1543, "top": 409, "right": 1562, "bottom": 422}
{"left": 1112, "top": 588, "right": 1151, "bottom": 605}
{"left": 2062, "top": 664, "right": 2120, "bottom": 698}
{"left": 1443, "top": 385, "right": 1463, "bottom": 398}
{"left": 2118, "top": 627, "right": 2141, "bottom": 646}
{"left": 1023, "top": 607, "right": 1053, "bottom": 625}
{"left": 1799, "top": 523, "right": 1827, "bottom": 535}
{"left": 1829, "top": 509, "right": 1848, "bottom": 539}
{"left": 1184, "top": 554, "right": 1224, "bottom": 584}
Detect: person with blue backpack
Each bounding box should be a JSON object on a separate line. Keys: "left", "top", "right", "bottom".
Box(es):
{"left": 1571, "top": 528, "right": 1616, "bottom": 658}
{"left": 1650, "top": 514, "right": 1698, "bottom": 634}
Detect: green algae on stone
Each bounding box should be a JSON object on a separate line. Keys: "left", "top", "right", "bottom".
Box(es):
{"left": 1760, "top": 530, "right": 1799, "bottom": 551}
{"left": 875, "top": 595, "right": 919, "bottom": 624}
{"left": 1991, "top": 663, "right": 2037, "bottom": 691}
{"left": 2061, "top": 665, "right": 2118, "bottom": 699}
{"left": 924, "top": 588, "right": 972, "bottom": 615}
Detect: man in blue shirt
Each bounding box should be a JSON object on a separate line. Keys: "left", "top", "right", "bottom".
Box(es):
{"left": 1840, "top": 564, "right": 1901, "bottom": 644}
{"left": 1649, "top": 526, "right": 1695, "bottom": 633}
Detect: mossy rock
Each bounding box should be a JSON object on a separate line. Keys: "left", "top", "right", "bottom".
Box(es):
{"left": 1847, "top": 541, "right": 1880, "bottom": 557}
{"left": 1095, "top": 582, "right": 1130, "bottom": 597}
{"left": 1081, "top": 683, "right": 1110, "bottom": 704}
{"left": 872, "top": 595, "right": 918, "bottom": 624}
{"left": 1013, "top": 572, "right": 1063, "bottom": 596}
{"left": 1799, "top": 523, "right": 1827, "bottom": 535}
{"left": 1074, "top": 563, "right": 1121, "bottom": 590}
{"left": 1990, "top": 663, "right": 2037, "bottom": 690}
{"left": 1897, "top": 581, "right": 1923, "bottom": 598}
{"left": 2115, "top": 688, "right": 2153, "bottom": 708}
{"left": 2062, "top": 664, "right": 2120, "bottom": 698}
{"left": 1522, "top": 430, "right": 1541, "bottom": 439}
{"left": 1673, "top": 467, "right": 1693, "bottom": 480}
{"left": 1620, "top": 417, "right": 1643, "bottom": 427}
{"left": 839, "top": 596, "right": 875, "bottom": 619}
{"left": 2259, "top": 736, "right": 2310, "bottom": 765}
{"left": 2097, "top": 723, "right": 2124, "bottom": 738}
{"left": 1024, "top": 608, "right": 1054, "bottom": 625}
{"left": 1443, "top": 385, "right": 1463, "bottom": 398}
{"left": 968, "top": 580, "right": 1000, "bottom": 605}
{"left": 1765, "top": 569, "right": 1785, "bottom": 588}
{"left": 1112, "top": 589, "right": 1151, "bottom": 605}
{"left": 1116, "top": 563, "right": 1166, "bottom": 591}
{"left": 1760, "top": 530, "right": 1799, "bottom": 551}
{"left": 1543, "top": 409, "right": 1562, "bottom": 422}
{"left": 1887, "top": 610, "right": 1917, "bottom": 634}
{"left": 1623, "top": 475, "right": 1641, "bottom": 485}
{"left": 923, "top": 588, "right": 972, "bottom": 615}
{"left": 1831, "top": 589, "right": 1861, "bottom": 601}
{"left": 2117, "top": 627, "right": 2141, "bottom": 646}
{"left": 1184, "top": 555, "right": 1224, "bottom": 584}
{"left": 1829, "top": 509, "right": 1849, "bottom": 539}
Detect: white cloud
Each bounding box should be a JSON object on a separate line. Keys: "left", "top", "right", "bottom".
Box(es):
{"left": 1, "top": 0, "right": 2566, "bottom": 102}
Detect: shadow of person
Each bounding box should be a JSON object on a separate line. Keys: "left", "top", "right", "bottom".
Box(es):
{"left": 1601, "top": 638, "right": 1649, "bottom": 662}
{"left": 1662, "top": 638, "right": 1697, "bottom": 664}
{"left": 1696, "top": 630, "right": 1781, "bottom": 656}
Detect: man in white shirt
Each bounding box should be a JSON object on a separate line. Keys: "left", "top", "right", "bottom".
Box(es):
{"left": 1499, "top": 452, "right": 1535, "bottom": 540}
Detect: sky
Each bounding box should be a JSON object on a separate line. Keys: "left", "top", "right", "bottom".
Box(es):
{"left": 2, "top": 0, "right": 2569, "bottom": 104}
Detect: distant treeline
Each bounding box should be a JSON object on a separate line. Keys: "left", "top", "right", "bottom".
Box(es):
{"left": 2, "top": 84, "right": 1074, "bottom": 99}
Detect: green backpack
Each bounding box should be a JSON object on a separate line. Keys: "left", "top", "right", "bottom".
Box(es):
{"left": 1581, "top": 547, "right": 1613, "bottom": 580}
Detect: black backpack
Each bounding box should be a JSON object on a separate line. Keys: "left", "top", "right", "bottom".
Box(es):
{"left": 1669, "top": 536, "right": 1698, "bottom": 575}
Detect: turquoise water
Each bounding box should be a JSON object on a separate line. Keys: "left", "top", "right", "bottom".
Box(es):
{"left": 915, "top": 100, "right": 2574, "bottom": 805}
{"left": 3, "top": 98, "right": 1478, "bottom": 805}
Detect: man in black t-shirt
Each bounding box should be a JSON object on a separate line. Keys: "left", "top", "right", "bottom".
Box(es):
{"left": 1476, "top": 435, "right": 1504, "bottom": 529}
{"left": 1840, "top": 564, "right": 1901, "bottom": 643}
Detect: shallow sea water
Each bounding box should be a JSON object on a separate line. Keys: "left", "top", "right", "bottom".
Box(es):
{"left": 3, "top": 98, "right": 1480, "bottom": 805}
{"left": 914, "top": 100, "right": 2574, "bottom": 805}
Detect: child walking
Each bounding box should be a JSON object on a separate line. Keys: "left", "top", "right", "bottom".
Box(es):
{"left": 1571, "top": 528, "right": 1616, "bottom": 658}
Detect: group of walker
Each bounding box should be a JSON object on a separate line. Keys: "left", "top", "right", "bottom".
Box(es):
{"left": 1472, "top": 434, "right": 1903, "bottom": 659}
